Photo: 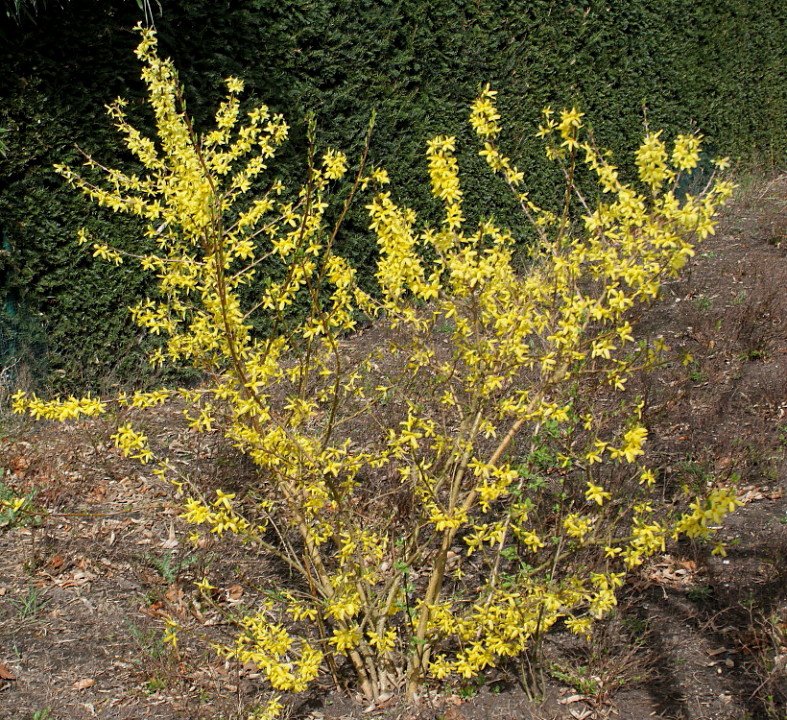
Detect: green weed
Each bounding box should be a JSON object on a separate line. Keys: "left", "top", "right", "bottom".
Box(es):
{"left": 693, "top": 294, "right": 714, "bottom": 312}
{"left": 687, "top": 584, "right": 714, "bottom": 602}
{"left": 126, "top": 621, "right": 169, "bottom": 661}
{"left": 141, "top": 551, "right": 196, "bottom": 585}
{"left": 0, "top": 480, "right": 40, "bottom": 530}
{"left": 11, "top": 585, "right": 48, "bottom": 620}
{"left": 145, "top": 675, "right": 168, "bottom": 693}
{"left": 549, "top": 663, "right": 602, "bottom": 696}
{"left": 686, "top": 362, "right": 708, "bottom": 383}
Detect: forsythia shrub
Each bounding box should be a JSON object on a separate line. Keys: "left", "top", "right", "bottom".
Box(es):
{"left": 14, "top": 26, "right": 739, "bottom": 712}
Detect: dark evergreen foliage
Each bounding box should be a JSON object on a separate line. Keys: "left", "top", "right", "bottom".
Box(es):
{"left": 1, "top": 0, "right": 785, "bottom": 390}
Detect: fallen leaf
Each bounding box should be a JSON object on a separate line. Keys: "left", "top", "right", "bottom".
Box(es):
{"left": 559, "top": 694, "right": 588, "bottom": 704}
{"left": 436, "top": 708, "right": 461, "bottom": 720}
{"left": 140, "top": 601, "right": 168, "bottom": 619}
{"left": 569, "top": 710, "right": 592, "bottom": 720}
{"left": 10, "top": 456, "right": 30, "bottom": 473}
{"left": 0, "top": 663, "right": 16, "bottom": 681}
{"left": 73, "top": 678, "right": 95, "bottom": 691}
{"left": 363, "top": 692, "right": 394, "bottom": 711}
{"left": 165, "top": 585, "right": 184, "bottom": 604}
{"left": 737, "top": 488, "right": 766, "bottom": 504}
{"left": 571, "top": 710, "right": 593, "bottom": 720}
{"left": 161, "top": 521, "right": 178, "bottom": 549}
{"left": 55, "top": 569, "right": 96, "bottom": 589}
{"left": 165, "top": 585, "right": 188, "bottom": 618}
{"left": 190, "top": 603, "right": 206, "bottom": 624}
{"left": 87, "top": 483, "right": 107, "bottom": 503}
{"left": 227, "top": 584, "right": 244, "bottom": 602}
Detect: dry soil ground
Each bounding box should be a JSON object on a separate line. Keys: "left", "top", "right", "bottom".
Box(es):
{"left": 1, "top": 175, "right": 786, "bottom": 720}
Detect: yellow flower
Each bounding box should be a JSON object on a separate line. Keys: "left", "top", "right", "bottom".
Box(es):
{"left": 563, "top": 513, "right": 593, "bottom": 540}
{"left": 639, "top": 469, "right": 656, "bottom": 486}
{"left": 565, "top": 616, "right": 593, "bottom": 638}
{"left": 585, "top": 482, "right": 611, "bottom": 506}
{"left": 225, "top": 76, "right": 244, "bottom": 94}
{"left": 195, "top": 577, "right": 216, "bottom": 593}
{"left": 367, "top": 629, "right": 396, "bottom": 654}
{"left": 330, "top": 626, "right": 362, "bottom": 653}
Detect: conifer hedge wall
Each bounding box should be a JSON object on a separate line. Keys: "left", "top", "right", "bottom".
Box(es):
{"left": 1, "top": 0, "right": 785, "bottom": 389}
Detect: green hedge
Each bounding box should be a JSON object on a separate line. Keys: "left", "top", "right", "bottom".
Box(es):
{"left": 1, "top": 0, "right": 785, "bottom": 390}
